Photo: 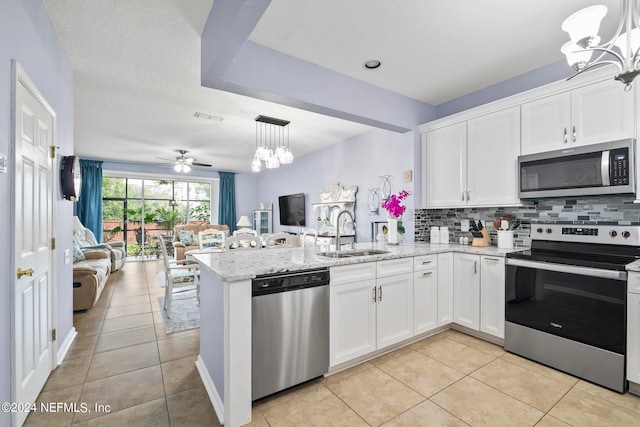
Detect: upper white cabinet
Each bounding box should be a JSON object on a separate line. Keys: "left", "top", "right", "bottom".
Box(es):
{"left": 467, "top": 106, "right": 520, "bottom": 206}
{"left": 425, "top": 122, "right": 467, "bottom": 207}
{"left": 521, "top": 79, "right": 635, "bottom": 155}
{"left": 425, "top": 107, "right": 520, "bottom": 208}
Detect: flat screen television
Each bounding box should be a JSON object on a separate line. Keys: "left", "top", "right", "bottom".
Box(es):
{"left": 278, "top": 193, "right": 306, "bottom": 226}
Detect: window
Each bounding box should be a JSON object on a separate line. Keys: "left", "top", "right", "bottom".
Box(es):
{"left": 102, "top": 176, "right": 214, "bottom": 256}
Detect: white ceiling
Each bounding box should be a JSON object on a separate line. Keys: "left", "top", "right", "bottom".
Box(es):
{"left": 42, "top": 0, "right": 622, "bottom": 172}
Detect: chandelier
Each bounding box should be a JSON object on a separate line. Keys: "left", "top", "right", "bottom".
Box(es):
{"left": 251, "top": 115, "right": 294, "bottom": 172}
{"left": 561, "top": 0, "right": 640, "bottom": 90}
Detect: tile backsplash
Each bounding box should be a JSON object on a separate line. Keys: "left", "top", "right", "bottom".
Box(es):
{"left": 414, "top": 196, "right": 640, "bottom": 247}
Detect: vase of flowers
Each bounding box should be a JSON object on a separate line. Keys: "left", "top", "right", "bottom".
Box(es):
{"left": 381, "top": 190, "right": 410, "bottom": 244}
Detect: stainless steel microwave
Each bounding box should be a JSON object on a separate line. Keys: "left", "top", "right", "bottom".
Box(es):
{"left": 518, "top": 139, "right": 635, "bottom": 199}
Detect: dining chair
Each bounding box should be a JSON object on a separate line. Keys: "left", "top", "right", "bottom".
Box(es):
{"left": 233, "top": 228, "right": 258, "bottom": 236}
{"left": 300, "top": 228, "right": 318, "bottom": 247}
{"left": 224, "top": 234, "right": 261, "bottom": 250}
{"left": 159, "top": 236, "right": 199, "bottom": 317}
{"left": 198, "top": 228, "right": 226, "bottom": 250}
{"left": 265, "top": 232, "right": 295, "bottom": 248}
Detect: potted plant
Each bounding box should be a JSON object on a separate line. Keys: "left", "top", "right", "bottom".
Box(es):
{"left": 124, "top": 206, "right": 158, "bottom": 246}
{"left": 154, "top": 207, "right": 182, "bottom": 235}
{"left": 381, "top": 190, "right": 410, "bottom": 244}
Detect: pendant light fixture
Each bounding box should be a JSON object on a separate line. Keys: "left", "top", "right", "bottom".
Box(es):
{"left": 561, "top": 0, "right": 640, "bottom": 90}
{"left": 251, "top": 115, "right": 294, "bottom": 172}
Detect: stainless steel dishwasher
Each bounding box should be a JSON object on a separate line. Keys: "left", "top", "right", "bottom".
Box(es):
{"left": 251, "top": 268, "right": 330, "bottom": 400}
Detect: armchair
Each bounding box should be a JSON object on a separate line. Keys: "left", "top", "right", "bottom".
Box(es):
{"left": 73, "top": 216, "right": 126, "bottom": 272}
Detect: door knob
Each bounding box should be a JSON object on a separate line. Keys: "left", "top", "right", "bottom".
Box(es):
{"left": 17, "top": 268, "right": 34, "bottom": 279}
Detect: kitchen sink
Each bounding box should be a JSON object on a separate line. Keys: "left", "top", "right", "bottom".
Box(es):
{"left": 317, "top": 249, "right": 390, "bottom": 258}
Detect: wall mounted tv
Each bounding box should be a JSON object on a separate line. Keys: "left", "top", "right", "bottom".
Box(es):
{"left": 278, "top": 193, "right": 306, "bottom": 226}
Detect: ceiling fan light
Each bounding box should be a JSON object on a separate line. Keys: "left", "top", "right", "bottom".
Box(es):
{"left": 174, "top": 164, "right": 182, "bottom": 172}
{"left": 562, "top": 5, "right": 607, "bottom": 43}
{"left": 182, "top": 164, "right": 191, "bottom": 173}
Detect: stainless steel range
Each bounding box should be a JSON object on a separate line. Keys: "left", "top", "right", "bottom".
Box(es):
{"left": 505, "top": 224, "right": 640, "bottom": 392}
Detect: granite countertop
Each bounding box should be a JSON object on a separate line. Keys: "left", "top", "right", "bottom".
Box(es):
{"left": 191, "top": 242, "right": 528, "bottom": 282}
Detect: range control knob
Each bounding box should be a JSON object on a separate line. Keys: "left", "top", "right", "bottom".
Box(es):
{"left": 623, "top": 231, "right": 631, "bottom": 239}
{"left": 546, "top": 228, "right": 552, "bottom": 234}
{"left": 610, "top": 230, "right": 618, "bottom": 238}
{"left": 536, "top": 228, "right": 543, "bottom": 233}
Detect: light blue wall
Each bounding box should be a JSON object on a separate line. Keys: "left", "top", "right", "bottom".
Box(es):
{"left": 239, "top": 128, "right": 417, "bottom": 242}
{"left": 0, "top": 0, "right": 74, "bottom": 423}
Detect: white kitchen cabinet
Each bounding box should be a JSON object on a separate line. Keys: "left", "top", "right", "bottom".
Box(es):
{"left": 627, "top": 273, "right": 640, "bottom": 384}
{"left": 480, "top": 256, "right": 505, "bottom": 339}
{"left": 330, "top": 279, "right": 377, "bottom": 367}
{"left": 376, "top": 273, "right": 414, "bottom": 349}
{"left": 521, "top": 79, "right": 634, "bottom": 155}
{"left": 424, "top": 107, "right": 520, "bottom": 208}
{"left": 467, "top": 106, "right": 521, "bottom": 206}
{"left": 329, "top": 260, "right": 413, "bottom": 367}
{"left": 453, "top": 253, "right": 480, "bottom": 330}
{"left": 425, "top": 122, "right": 467, "bottom": 207}
{"left": 414, "top": 255, "right": 438, "bottom": 335}
{"left": 437, "top": 252, "right": 454, "bottom": 327}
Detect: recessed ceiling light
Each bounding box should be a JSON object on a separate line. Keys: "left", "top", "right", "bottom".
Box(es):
{"left": 194, "top": 112, "right": 224, "bottom": 121}
{"left": 363, "top": 60, "right": 381, "bottom": 70}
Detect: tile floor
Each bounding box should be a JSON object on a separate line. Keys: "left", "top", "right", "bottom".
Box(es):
{"left": 26, "top": 260, "right": 640, "bottom": 426}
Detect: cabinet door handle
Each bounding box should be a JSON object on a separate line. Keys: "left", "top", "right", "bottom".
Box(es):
{"left": 378, "top": 285, "right": 382, "bottom": 302}
{"left": 461, "top": 190, "right": 465, "bottom": 201}
{"left": 572, "top": 125, "right": 576, "bottom": 142}
{"left": 563, "top": 127, "right": 568, "bottom": 144}
{"left": 474, "top": 260, "right": 478, "bottom": 274}
{"left": 467, "top": 190, "right": 471, "bottom": 201}
{"left": 484, "top": 257, "right": 500, "bottom": 262}
{"left": 373, "top": 287, "right": 377, "bottom": 302}
{"left": 421, "top": 260, "right": 432, "bottom": 265}
{"left": 422, "top": 271, "right": 433, "bottom": 276}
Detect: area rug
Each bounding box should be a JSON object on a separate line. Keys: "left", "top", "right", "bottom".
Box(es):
{"left": 156, "top": 291, "right": 200, "bottom": 334}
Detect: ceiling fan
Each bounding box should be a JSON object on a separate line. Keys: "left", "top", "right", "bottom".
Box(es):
{"left": 156, "top": 149, "right": 212, "bottom": 173}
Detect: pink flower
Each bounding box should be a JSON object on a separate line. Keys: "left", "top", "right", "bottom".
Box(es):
{"left": 381, "top": 190, "right": 410, "bottom": 219}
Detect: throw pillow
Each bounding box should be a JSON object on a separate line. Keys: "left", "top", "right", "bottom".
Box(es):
{"left": 177, "top": 230, "right": 198, "bottom": 246}
{"left": 205, "top": 241, "right": 222, "bottom": 249}
{"left": 72, "top": 238, "right": 85, "bottom": 262}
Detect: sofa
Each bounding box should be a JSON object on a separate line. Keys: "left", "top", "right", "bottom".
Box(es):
{"left": 73, "top": 216, "right": 126, "bottom": 271}
{"left": 173, "top": 223, "right": 230, "bottom": 260}
{"left": 73, "top": 249, "right": 111, "bottom": 311}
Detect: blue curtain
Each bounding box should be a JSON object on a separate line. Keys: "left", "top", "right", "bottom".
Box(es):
{"left": 218, "top": 171, "right": 237, "bottom": 231}
{"left": 77, "top": 160, "right": 104, "bottom": 242}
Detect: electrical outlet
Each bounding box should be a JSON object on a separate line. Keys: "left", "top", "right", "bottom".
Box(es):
{"left": 0, "top": 153, "right": 7, "bottom": 173}
{"left": 461, "top": 219, "right": 470, "bottom": 232}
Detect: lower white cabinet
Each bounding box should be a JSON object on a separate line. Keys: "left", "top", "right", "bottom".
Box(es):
{"left": 377, "top": 273, "right": 414, "bottom": 349}
{"left": 414, "top": 255, "right": 438, "bottom": 335}
{"left": 453, "top": 253, "right": 481, "bottom": 329}
{"left": 329, "top": 279, "right": 377, "bottom": 366}
{"left": 329, "top": 260, "right": 413, "bottom": 367}
{"left": 480, "top": 256, "right": 505, "bottom": 339}
{"left": 628, "top": 273, "right": 640, "bottom": 384}
{"left": 437, "top": 253, "right": 454, "bottom": 327}
{"left": 452, "top": 253, "right": 506, "bottom": 338}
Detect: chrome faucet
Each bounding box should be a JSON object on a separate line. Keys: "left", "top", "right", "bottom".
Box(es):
{"left": 335, "top": 210, "right": 355, "bottom": 251}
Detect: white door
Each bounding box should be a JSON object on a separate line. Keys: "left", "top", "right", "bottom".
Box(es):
{"left": 13, "top": 63, "right": 56, "bottom": 426}
{"left": 571, "top": 79, "right": 635, "bottom": 147}
{"left": 376, "top": 273, "right": 413, "bottom": 350}
{"left": 329, "top": 280, "right": 376, "bottom": 367}
{"left": 521, "top": 92, "right": 571, "bottom": 155}
{"left": 480, "top": 256, "right": 506, "bottom": 339}
{"left": 425, "top": 122, "right": 467, "bottom": 207}
{"left": 453, "top": 253, "right": 480, "bottom": 330}
{"left": 467, "top": 107, "right": 521, "bottom": 206}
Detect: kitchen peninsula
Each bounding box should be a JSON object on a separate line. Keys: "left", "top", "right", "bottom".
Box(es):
{"left": 191, "top": 242, "right": 523, "bottom": 427}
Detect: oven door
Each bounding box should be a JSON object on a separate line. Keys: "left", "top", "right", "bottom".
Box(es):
{"left": 505, "top": 258, "right": 627, "bottom": 354}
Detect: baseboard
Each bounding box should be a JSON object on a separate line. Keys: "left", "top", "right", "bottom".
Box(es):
{"left": 196, "top": 355, "right": 225, "bottom": 425}
{"left": 56, "top": 327, "right": 77, "bottom": 365}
